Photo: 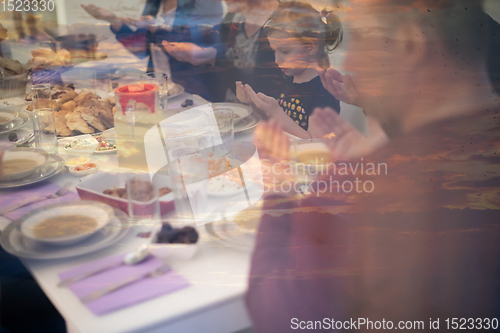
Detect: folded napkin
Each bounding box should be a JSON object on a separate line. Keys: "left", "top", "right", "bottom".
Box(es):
{"left": 59, "top": 254, "right": 189, "bottom": 316}
{"left": 0, "top": 182, "right": 80, "bottom": 221}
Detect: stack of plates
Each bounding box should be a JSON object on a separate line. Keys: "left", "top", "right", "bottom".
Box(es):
{"left": 0, "top": 109, "right": 31, "bottom": 144}
{"left": 0, "top": 148, "right": 65, "bottom": 189}
{"left": 0, "top": 201, "right": 131, "bottom": 259}
{"left": 212, "top": 103, "right": 261, "bottom": 133}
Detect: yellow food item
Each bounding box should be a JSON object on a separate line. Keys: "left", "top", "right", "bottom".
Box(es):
{"left": 33, "top": 215, "right": 98, "bottom": 239}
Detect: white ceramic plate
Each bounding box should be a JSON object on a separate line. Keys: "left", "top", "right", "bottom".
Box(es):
{"left": 0, "top": 153, "right": 65, "bottom": 189}
{"left": 212, "top": 103, "right": 252, "bottom": 125}
{"left": 0, "top": 205, "right": 131, "bottom": 259}
{"left": 166, "top": 83, "right": 185, "bottom": 99}
{"left": 0, "top": 109, "right": 30, "bottom": 135}
{"left": 205, "top": 218, "right": 256, "bottom": 252}
{"left": 234, "top": 112, "right": 262, "bottom": 133}
{"left": 0, "top": 110, "right": 17, "bottom": 129}
{"left": 21, "top": 202, "right": 114, "bottom": 245}
{"left": 0, "top": 148, "right": 49, "bottom": 181}
{"left": 0, "top": 128, "right": 33, "bottom": 145}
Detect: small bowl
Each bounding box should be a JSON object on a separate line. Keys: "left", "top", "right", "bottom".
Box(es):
{"left": 58, "top": 135, "right": 99, "bottom": 157}
{"left": 148, "top": 225, "right": 199, "bottom": 260}
{"left": 0, "top": 149, "right": 49, "bottom": 181}
{"left": 20, "top": 202, "right": 114, "bottom": 246}
{"left": 68, "top": 162, "right": 98, "bottom": 177}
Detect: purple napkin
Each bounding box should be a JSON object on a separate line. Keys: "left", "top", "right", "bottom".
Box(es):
{"left": 58, "top": 254, "right": 190, "bottom": 316}
{"left": 0, "top": 182, "right": 80, "bottom": 221}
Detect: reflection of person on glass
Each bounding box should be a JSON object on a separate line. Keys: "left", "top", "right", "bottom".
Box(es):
{"left": 81, "top": 0, "right": 223, "bottom": 98}
{"left": 247, "top": 1, "right": 500, "bottom": 332}
{"left": 237, "top": 2, "right": 343, "bottom": 139}
{"left": 161, "top": 0, "right": 285, "bottom": 102}
{"left": 0, "top": 23, "right": 11, "bottom": 60}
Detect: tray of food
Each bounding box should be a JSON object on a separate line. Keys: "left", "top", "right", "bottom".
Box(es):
{"left": 25, "top": 84, "right": 116, "bottom": 137}
{"left": 0, "top": 56, "right": 29, "bottom": 99}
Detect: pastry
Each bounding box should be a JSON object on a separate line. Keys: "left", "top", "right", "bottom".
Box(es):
{"left": 65, "top": 112, "right": 94, "bottom": 134}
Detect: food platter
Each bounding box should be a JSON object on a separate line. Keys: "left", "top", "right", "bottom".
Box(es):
{"left": 0, "top": 203, "right": 132, "bottom": 259}
{"left": 0, "top": 153, "right": 65, "bottom": 189}
{"left": 25, "top": 85, "right": 116, "bottom": 138}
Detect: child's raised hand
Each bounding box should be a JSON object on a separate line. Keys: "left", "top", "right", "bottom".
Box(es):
{"left": 236, "top": 81, "right": 252, "bottom": 105}
{"left": 253, "top": 119, "right": 295, "bottom": 192}
{"left": 317, "top": 68, "right": 360, "bottom": 107}
{"left": 245, "top": 84, "right": 282, "bottom": 116}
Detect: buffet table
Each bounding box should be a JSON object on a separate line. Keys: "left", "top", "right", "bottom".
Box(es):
{"left": 0, "top": 92, "right": 258, "bottom": 333}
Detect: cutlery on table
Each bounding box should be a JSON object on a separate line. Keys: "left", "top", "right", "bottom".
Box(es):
{"left": 0, "top": 181, "right": 73, "bottom": 216}
{"left": 58, "top": 244, "right": 151, "bottom": 287}
{"left": 81, "top": 264, "right": 172, "bottom": 303}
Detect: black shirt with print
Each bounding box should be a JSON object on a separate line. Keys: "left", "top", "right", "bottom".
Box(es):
{"left": 278, "top": 76, "right": 341, "bottom": 131}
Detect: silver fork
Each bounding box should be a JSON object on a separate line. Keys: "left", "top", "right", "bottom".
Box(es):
{"left": 81, "top": 265, "right": 172, "bottom": 303}
{"left": 0, "top": 181, "right": 73, "bottom": 215}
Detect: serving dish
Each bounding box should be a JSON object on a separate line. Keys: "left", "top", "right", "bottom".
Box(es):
{"left": 76, "top": 172, "right": 175, "bottom": 216}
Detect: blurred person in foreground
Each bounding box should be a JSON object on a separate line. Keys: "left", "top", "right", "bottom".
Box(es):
{"left": 246, "top": 1, "right": 500, "bottom": 332}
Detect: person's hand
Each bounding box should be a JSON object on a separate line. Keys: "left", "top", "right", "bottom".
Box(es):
{"left": 81, "top": 4, "right": 118, "bottom": 23}
{"left": 162, "top": 41, "right": 217, "bottom": 66}
{"left": 317, "top": 68, "right": 360, "bottom": 107}
{"left": 309, "top": 107, "right": 389, "bottom": 159}
{"left": 254, "top": 119, "right": 296, "bottom": 194}
{"left": 236, "top": 81, "right": 252, "bottom": 105}
{"left": 245, "top": 84, "right": 282, "bottom": 116}
{"left": 132, "top": 15, "right": 158, "bottom": 31}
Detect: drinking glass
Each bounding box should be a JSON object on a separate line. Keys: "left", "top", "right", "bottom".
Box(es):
{"left": 140, "top": 73, "right": 168, "bottom": 111}
{"left": 31, "top": 84, "right": 51, "bottom": 110}
{"left": 168, "top": 151, "right": 209, "bottom": 226}
{"left": 126, "top": 173, "right": 161, "bottom": 228}
{"left": 33, "top": 108, "right": 58, "bottom": 154}
{"left": 213, "top": 108, "right": 234, "bottom": 155}
{"left": 108, "top": 73, "right": 140, "bottom": 94}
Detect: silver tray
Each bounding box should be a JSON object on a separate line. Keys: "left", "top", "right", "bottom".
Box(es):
{"left": 0, "top": 203, "right": 131, "bottom": 259}
{"left": 0, "top": 152, "right": 65, "bottom": 189}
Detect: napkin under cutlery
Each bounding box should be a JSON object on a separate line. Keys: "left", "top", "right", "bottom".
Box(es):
{"left": 0, "top": 182, "right": 79, "bottom": 222}
{"left": 58, "top": 253, "right": 189, "bottom": 315}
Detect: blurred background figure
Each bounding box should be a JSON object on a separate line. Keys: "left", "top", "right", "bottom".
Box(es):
{"left": 162, "top": 0, "right": 284, "bottom": 102}
{"left": 81, "top": 0, "right": 223, "bottom": 98}
{"left": 0, "top": 23, "right": 11, "bottom": 60}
